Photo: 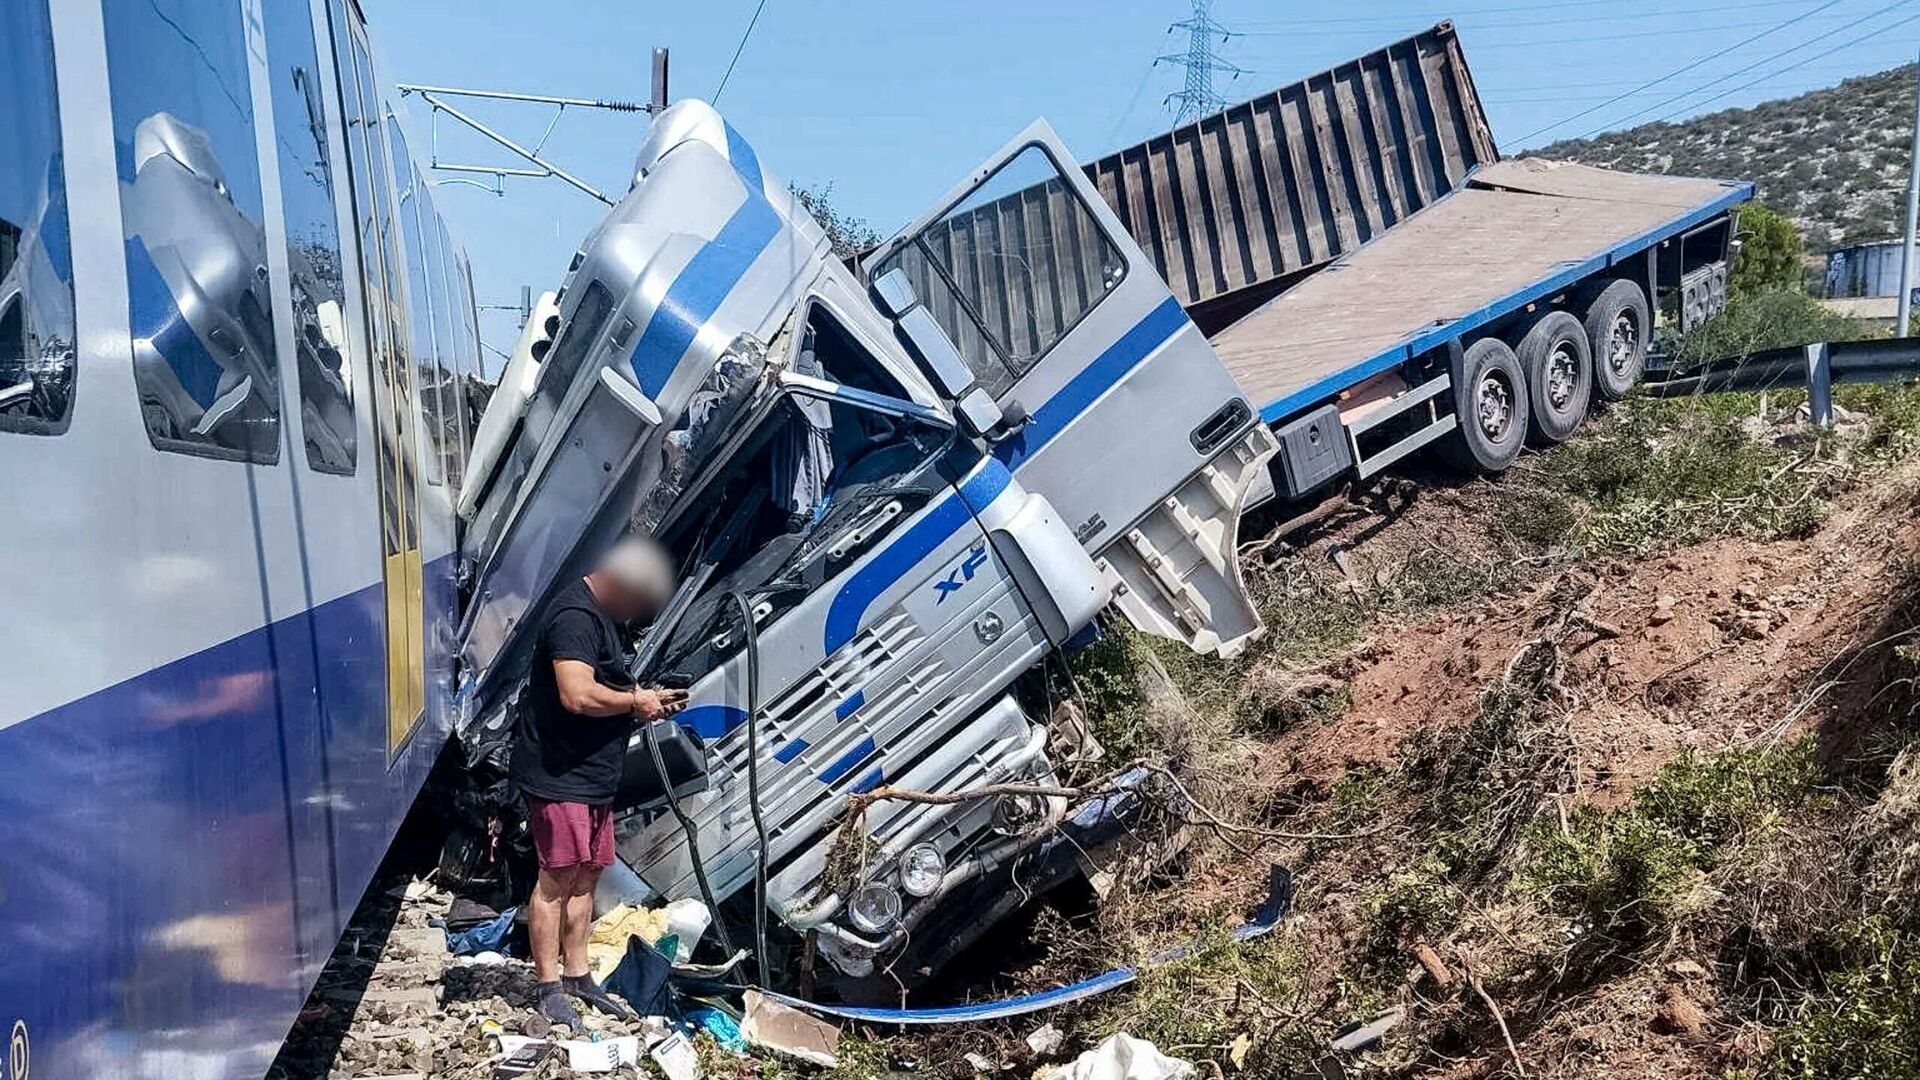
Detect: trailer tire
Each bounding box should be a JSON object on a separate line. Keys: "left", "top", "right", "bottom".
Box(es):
{"left": 1515, "top": 310, "right": 1593, "bottom": 445}
{"left": 1581, "top": 279, "right": 1650, "bottom": 401}
{"left": 1444, "top": 337, "right": 1529, "bottom": 474}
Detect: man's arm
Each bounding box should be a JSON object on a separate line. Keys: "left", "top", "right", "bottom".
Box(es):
{"left": 552, "top": 660, "right": 686, "bottom": 719}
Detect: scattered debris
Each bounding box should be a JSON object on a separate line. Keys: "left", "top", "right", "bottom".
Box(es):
{"left": 740, "top": 990, "right": 841, "bottom": 1068}
{"left": 445, "top": 907, "right": 518, "bottom": 958}
{"left": 1025, "top": 1021, "right": 1066, "bottom": 1057}
{"left": 1037, "top": 1033, "right": 1194, "bottom": 1080}
{"left": 648, "top": 1031, "right": 702, "bottom": 1080}
{"left": 496, "top": 1034, "right": 644, "bottom": 1073}
{"left": 1327, "top": 1008, "right": 1405, "bottom": 1054}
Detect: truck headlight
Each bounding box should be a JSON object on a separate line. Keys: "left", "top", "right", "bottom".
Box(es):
{"left": 899, "top": 843, "right": 946, "bottom": 898}
{"left": 992, "top": 792, "right": 1044, "bottom": 835}
{"left": 848, "top": 882, "right": 902, "bottom": 934}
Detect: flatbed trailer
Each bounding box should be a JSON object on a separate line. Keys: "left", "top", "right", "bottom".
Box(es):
{"left": 1205, "top": 158, "right": 1753, "bottom": 494}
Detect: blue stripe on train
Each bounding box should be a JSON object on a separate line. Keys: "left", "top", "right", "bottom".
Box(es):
{"left": 0, "top": 554, "right": 459, "bottom": 1080}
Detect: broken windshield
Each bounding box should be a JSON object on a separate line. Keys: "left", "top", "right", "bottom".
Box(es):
{"left": 639, "top": 303, "right": 954, "bottom": 685}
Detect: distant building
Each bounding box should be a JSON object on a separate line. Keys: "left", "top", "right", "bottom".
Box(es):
{"left": 1822, "top": 239, "right": 1910, "bottom": 321}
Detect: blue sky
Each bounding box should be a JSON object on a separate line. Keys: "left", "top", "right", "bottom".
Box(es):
{"left": 365, "top": 0, "right": 1920, "bottom": 372}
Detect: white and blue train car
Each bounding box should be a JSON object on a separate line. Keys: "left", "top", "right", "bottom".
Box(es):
{"left": 0, "top": 0, "right": 481, "bottom": 1075}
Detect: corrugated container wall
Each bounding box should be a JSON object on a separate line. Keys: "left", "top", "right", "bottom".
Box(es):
{"left": 1084, "top": 23, "right": 1498, "bottom": 329}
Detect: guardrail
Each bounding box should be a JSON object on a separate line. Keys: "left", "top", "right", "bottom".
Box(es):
{"left": 1643, "top": 337, "right": 1920, "bottom": 425}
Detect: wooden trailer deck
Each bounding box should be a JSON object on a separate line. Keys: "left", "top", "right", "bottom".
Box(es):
{"left": 1207, "top": 159, "right": 1754, "bottom": 422}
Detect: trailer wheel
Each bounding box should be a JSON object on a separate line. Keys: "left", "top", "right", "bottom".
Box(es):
{"left": 1581, "top": 279, "right": 1650, "bottom": 401}
{"left": 1445, "top": 337, "right": 1529, "bottom": 473}
{"left": 1515, "top": 310, "right": 1593, "bottom": 445}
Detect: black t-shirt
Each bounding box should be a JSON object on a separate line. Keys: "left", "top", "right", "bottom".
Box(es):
{"left": 510, "top": 579, "right": 637, "bottom": 804}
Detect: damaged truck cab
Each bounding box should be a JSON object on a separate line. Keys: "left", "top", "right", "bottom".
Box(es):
{"left": 455, "top": 100, "right": 1277, "bottom": 981}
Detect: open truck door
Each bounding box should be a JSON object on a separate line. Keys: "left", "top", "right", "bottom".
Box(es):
{"left": 865, "top": 122, "right": 1277, "bottom": 656}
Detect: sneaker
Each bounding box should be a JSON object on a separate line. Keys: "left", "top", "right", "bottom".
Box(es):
{"left": 564, "top": 973, "right": 634, "bottom": 1017}
{"left": 534, "top": 981, "right": 581, "bottom": 1028}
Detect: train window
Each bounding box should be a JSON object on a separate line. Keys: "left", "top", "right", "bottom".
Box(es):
{"left": 0, "top": 0, "right": 75, "bottom": 435}
{"left": 264, "top": 0, "right": 356, "bottom": 474}
{"left": 336, "top": 19, "right": 421, "bottom": 553}
{"left": 389, "top": 120, "right": 445, "bottom": 488}
{"left": 420, "top": 197, "right": 467, "bottom": 488}
{"left": 105, "top": 0, "right": 283, "bottom": 462}
{"left": 454, "top": 248, "right": 484, "bottom": 435}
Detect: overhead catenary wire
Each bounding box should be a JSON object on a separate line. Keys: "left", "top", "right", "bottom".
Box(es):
{"left": 1509, "top": 0, "right": 1849, "bottom": 145}
{"left": 712, "top": 0, "right": 771, "bottom": 105}
{"left": 1571, "top": 0, "right": 1918, "bottom": 137}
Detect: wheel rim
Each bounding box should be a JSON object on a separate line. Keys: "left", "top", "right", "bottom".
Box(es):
{"left": 1606, "top": 310, "right": 1639, "bottom": 379}
{"left": 1476, "top": 369, "right": 1514, "bottom": 440}
{"left": 1545, "top": 341, "right": 1580, "bottom": 410}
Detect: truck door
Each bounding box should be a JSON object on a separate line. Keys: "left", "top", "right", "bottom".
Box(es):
{"left": 865, "top": 122, "right": 1277, "bottom": 657}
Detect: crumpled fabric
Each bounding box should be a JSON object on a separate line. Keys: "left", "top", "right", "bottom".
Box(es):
{"left": 686, "top": 1005, "right": 747, "bottom": 1053}
{"left": 444, "top": 907, "right": 518, "bottom": 957}
{"left": 1037, "top": 1033, "right": 1195, "bottom": 1080}
{"left": 603, "top": 934, "right": 673, "bottom": 1018}
{"left": 587, "top": 902, "right": 671, "bottom": 980}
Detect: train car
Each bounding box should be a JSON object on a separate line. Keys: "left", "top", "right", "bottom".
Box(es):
{"left": 0, "top": 0, "right": 480, "bottom": 1076}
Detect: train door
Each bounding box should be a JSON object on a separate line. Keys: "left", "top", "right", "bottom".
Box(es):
{"left": 332, "top": 5, "right": 424, "bottom": 754}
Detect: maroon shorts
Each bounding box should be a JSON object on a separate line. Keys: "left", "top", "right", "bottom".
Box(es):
{"left": 525, "top": 796, "right": 616, "bottom": 871}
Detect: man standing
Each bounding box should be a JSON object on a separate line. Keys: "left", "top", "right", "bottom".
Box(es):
{"left": 511, "top": 536, "right": 683, "bottom": 1025}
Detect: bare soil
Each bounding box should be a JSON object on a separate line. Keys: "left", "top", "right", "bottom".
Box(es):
{"left": 278, "top": 450, "right": 1920, "bottom": 1080}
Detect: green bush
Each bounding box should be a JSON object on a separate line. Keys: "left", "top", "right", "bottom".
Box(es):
{"left": 1098, "top": 929, "right": 1316, "bottom": 1071}
{"left": 1362, "top": 855, "right": 1460, "bottom": 964}
{"left": 1520, "top": 740, "right": 1821, "bottom": 937}
{"left": 1503, "top": 399, "right": 1826, "bottom": 556}
{"left": 1732, "top": 203, "right": 1806, "bottom": 297}
{"left": 1054, "top": 625, "right": 1157, "bottom": 763}
{"left": 1763, "top": 917, "right": 1920, "bottom": 1080}
{"left": 1840, "top": 379, "right": 1920, "bottom": 461}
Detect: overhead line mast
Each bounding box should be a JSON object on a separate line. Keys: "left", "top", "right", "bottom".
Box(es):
{"left": 1158, "top": 0, "right": 1247, "bottom": 124}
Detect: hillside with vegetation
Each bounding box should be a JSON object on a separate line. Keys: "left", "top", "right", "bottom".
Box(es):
{"left": 1537, "top": 64, "right": 1916, "bottom": 252}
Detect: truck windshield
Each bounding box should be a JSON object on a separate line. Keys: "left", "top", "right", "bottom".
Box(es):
{"left": 643, "top": 310, "right": 952, "bottom": 685}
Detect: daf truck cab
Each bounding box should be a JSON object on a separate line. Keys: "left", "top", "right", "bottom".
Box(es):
{"left": 456, "top": 100, "right": 1276, "bottom": 983}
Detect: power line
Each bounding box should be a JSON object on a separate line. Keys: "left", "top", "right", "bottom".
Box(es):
{"left": 1638, "top": 10, "right": 1920, "bottom": 125}
{"left": 1510, "top": 0, "right": 1848, "bottom": 145}
{"left": 1575, "top": 0, "right": 1916, "bottom": 137}
{"left": 1103, "top": 63, "right": 1160, "bottom": 149}
{"left": 1236, "top": 0, "right": 1804, "bottom": 26}
{"left": 1236, "top": 0, "right": 1815, "bottom": 35}
{"left": 712, "top": 0, "right": 770, "bottom": 105}
{"left": 1486, "top": 77, "right": 1851, "bottom": 105}
{"left": 1251, "top": 13, "right": 1852, "bottom": 54}
{"left": 1158, "top": 0, "right": 1248, "bottom": 123}
{"left": 1486, "top": 55, "right": 1912, "bottom": 92}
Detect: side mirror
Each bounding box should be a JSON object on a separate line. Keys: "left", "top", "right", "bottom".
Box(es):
{"left": 872, "top": 266, "right": 918, "bottom": 318}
